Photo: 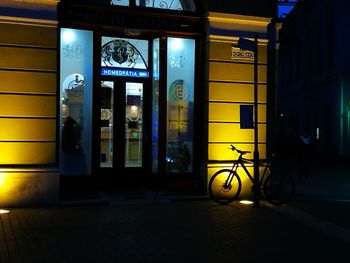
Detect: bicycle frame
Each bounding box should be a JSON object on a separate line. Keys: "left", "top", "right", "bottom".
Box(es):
{"left": 230, "top": 151, "right": 270, "bottom": 188}
{"left": 209, "top": 145, "right": 295, "bottom": 205}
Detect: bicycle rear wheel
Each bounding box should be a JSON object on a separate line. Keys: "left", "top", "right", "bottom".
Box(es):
{"left": 263, "top": 172, "right": 295, "bottom": 205}
{"left": 208, "top": 169, "right": 242, "bottom": 204}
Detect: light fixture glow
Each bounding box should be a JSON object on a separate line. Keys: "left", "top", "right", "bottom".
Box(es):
{"left": 240, "top": 200, "right": 254, "bottom": 205}
{"left": 130, "top": 106, "right": 138, "bottom": 118}
{"left": 62, "top": 29, "right": 75, "bottom": 43}
{"left": 170, "top": 38, "right": 183, "bottom": 50}
{"left": 0, "top": 209, "right": 9, "bottom": 214}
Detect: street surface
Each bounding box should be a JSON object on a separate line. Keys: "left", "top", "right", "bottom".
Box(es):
{"left": 1, "top": 198, "right": 350, "bottom": 263}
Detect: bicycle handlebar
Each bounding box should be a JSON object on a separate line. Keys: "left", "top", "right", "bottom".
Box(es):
{"left": 230, "top": 145, "right": 251, "bottom": 155}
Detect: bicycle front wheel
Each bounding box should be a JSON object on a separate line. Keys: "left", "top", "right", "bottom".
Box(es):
{"left": 263, "top": 172, "right": 295, "bottom": 205}
{"left": 208, "top": 169, "right": 242, "bottom": 204}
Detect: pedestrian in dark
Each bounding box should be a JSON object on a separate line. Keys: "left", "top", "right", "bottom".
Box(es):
{"left": 273, "top": 128, "right": 297, "bottom": 173}
{"left": 297, "top": 129, "right": 313, "bottom": 183}
{"left": 62, "top": 116, "right": 81, "bottom": 153}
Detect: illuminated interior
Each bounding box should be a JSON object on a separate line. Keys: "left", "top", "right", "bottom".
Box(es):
{"left": 125, "top": 82, "right": 143, "bottom": 167}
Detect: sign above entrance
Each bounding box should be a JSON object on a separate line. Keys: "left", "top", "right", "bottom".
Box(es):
{"left": 101, "top": 67, "right": 149, "bottom": 78}
{"left": 57, "top": 2, "right": 202, "bottom": 34}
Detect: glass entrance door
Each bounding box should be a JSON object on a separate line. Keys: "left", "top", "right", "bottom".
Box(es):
{"left": 99, "top": 80, "right": 144, "bottom": 170}
{"left": 125, "top": 82, "right": 143, "bottom": 167}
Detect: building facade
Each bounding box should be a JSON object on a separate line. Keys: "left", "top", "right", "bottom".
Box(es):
{"left": 0, "top": 0, "right": 276, "bottom": 206}
{"left": 0, "top": 0, "right": 58, "bottom": 206}
{"left": 278, "top": 0, "right": 350, "bottom": 159}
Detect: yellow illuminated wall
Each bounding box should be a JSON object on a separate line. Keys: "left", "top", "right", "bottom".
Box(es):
{"left": 0, "top": 22, "right": 57, "bottom": 165}
{"left": 207, "top": 22, "right": 269, "bottom": 196}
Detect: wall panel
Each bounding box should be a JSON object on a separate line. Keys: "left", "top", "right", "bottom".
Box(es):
{"left": 0, "top": 119, "right": 56, "bottom": 141}
{"left": 209, "top": 82, "right": 267, "bottom": 103}
{"left": 0, "top": 22, "right": 57, "bottom": 166}
{"left": 0, "top": 23, "right": 56, "bottom": 48}
{"left": 209, "top": 62, "right": 267, "bottom": 83}
{"left": 208, "top": 123, "right": 266, "bottom": 143}
{"left": 0, "top": 94, "right": 56, "bottom": 117}
{"left": 0, "top": 142, "right": 55, "bottom": 164}
{"left": 0, "top": 71, "right": 56, "bottom": 94}
{"left": 0, "top": 47, "right": 56, "bottom": 71}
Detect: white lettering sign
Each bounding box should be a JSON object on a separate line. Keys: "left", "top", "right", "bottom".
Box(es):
{"left": 231, "top": 46, "right": 254, "bottom": 61}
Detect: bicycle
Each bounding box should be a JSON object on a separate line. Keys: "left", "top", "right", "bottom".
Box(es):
{"left": 208, "top": 145, "right": 295, "bottom": 205}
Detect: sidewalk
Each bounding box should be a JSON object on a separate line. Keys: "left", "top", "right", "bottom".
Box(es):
{"left": 1, "top": 200, "right": 349, "bottom": 263}
{"left": 293, "top": 158, "right": 350, "bottom": 200}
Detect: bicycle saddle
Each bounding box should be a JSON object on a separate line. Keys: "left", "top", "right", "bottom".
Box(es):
{"left": 230, "top": 145, "right": 251, "bottom": 155}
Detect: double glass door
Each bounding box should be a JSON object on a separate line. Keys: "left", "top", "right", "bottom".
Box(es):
{"left": 99, "top": 80, "right": 145, "bottom": 170}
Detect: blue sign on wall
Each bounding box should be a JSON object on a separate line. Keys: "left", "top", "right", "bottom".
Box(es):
{"left": 101, "top": 67, "right": 149, "bottom": 78}
{"left": 240, "top": 105, "right": 254, "bottom": 129}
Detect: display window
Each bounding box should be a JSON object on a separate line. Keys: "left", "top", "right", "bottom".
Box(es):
{"left": 60, "top": 28, "right": 93, "bottom": 175}
{"left": 58, "top": 7, "right": 199, "bottom": 178}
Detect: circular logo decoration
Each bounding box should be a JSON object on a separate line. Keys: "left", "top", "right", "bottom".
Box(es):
{"left": 63, "top": 73, "right": 85, "bottom": 98}
{"left": 169, "top": 79, "right": 187, "bottom": 101}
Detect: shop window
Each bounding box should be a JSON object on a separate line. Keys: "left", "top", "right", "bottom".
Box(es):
{"left": 166, "top": 37, "right": 195, "bottom": 173}
{"left": 60, "top": 28, "right": 93, "bottom": 175}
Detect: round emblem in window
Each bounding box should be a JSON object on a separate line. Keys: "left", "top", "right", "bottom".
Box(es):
{"left": 169, "top": 79, "right": 187, "bottom": 101}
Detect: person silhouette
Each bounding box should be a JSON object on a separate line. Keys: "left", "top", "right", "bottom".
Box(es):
{"left": 62, "top": 116, "right": 81, "bottom": 153}
{"left": 297, "top": 129, "right": 313, "bottom": 183}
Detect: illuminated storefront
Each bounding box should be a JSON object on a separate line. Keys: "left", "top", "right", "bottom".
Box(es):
{"left": 58, "top": 0, "right": 273, "bottom": 196}
{"left": 58, "top": 0, "right": 201, "bottom": 188}
{"left": 0, "top": 0, "right": 275, "bottom": 205}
